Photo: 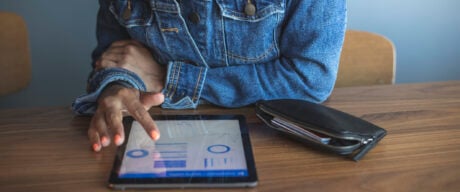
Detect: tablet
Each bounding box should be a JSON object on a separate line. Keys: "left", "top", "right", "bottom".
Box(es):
{"left": 108, "top": 115, "right": 258, "bottom": 189}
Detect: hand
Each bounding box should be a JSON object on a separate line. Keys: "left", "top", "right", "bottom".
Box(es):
{"left": 88, "top": 84, "right": 164, "bottom": 152}
{"left": 95, "top": 40, "right": 166, "bottom": 93}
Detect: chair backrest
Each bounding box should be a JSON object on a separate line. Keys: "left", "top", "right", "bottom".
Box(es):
{"left": 335, "top": 30, "right": 395, "bottom": 87}
{"left": 0, "top": 12, "right": 32, "bottom": 96}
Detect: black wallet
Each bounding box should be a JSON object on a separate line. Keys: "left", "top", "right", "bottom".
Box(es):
{"left": 255, "top": 99, "right": 386, "bottom": 161}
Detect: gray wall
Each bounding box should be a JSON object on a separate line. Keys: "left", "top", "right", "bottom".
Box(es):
{"left": 1, "top": 0, "right": 459, "bottom": 109}
{"left": 348, "top": 0, "right": 460, "bottom": 83}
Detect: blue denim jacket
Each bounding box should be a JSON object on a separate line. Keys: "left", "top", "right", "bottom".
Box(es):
{"left": 73, "top": 0, "right": 347, "bottom": 115}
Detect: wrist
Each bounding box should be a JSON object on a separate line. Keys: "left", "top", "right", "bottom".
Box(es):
{"left": 145, "top": 66, "right": 166, "bottom": 93}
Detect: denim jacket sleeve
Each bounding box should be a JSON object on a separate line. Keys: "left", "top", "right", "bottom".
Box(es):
{"left": 163, "top": 0, "right": 347, "bottom": 108}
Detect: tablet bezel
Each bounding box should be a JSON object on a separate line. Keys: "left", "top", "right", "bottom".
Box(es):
{"left": 108, "top": 114, "right": 258, "bottom": 189}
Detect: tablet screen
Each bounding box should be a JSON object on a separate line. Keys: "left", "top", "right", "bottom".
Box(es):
{"left": 120, "top": 119, "right": 247, "bottom": 178}
{"left": 109, "top": 115, "right": 257, "bottom": 189}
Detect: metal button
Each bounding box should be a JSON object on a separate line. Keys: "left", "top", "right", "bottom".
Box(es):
{"left": 188, "top": 12, "right": 200, "bottom": 24}
{"left": 244, "top": 2, "right": 256, "bottom": 16}
{"left": 123, "top": 8, "right": 131, "bottom": 20}
{"left": 123, "top": 0, "right": 132, "bottom": 20}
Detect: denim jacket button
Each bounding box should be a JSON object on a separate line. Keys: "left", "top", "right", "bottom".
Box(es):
{"left": 188, "top": 12, "right": 200, "bottom": 24}
{"left": 244, "top": 2, "right": 256, "bottom": 16}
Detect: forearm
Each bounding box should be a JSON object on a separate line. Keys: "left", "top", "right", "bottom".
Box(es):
{"left": 162, "top": 52, "right": 341, "bottom": 109}
{"left": 162, "top": 0, "right": 347, "bottom": 109}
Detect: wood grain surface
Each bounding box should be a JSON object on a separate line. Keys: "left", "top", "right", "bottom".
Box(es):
{"left": 1, "top": 81, "right": 459, "bottom": 192}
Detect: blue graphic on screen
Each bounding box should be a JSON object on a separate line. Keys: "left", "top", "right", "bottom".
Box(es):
{"left": 126, "top": 149, "right": 149, "bottom": 158}
{"left": 119, "top": 120, "right": 248, "bottom": 178}
{"left": 207, "top": 144, "right": 231, "bottom": 154}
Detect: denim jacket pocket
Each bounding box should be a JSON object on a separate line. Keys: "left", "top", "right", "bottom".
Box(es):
{"left": 109, "top": 0, "right": 153, "bottom": 28}
{"left": 216, "top": 0, "right": 285, "bottom": 65}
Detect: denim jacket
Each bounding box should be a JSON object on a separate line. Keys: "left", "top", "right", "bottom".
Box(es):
{"left": 72, "top": 0, "right": 347, "bottom": 115}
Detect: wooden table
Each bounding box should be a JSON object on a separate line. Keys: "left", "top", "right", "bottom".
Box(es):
{"left": 1, "top": 81, "right": 460, "bottom": 192}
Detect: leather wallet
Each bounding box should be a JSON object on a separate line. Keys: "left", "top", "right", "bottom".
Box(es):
{"left": 255, "top": 99, "right": 386, "bottom": 161}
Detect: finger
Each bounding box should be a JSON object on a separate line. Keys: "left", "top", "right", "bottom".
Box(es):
{"left": 100, "top": 46, "right": 127, "bottom": 63}
{"left": 105, "top": 107, "right": 125, "bottom": 146}
{"left": 110, "top": 39, "right": 138, "bottom": 47}
{"left": 103, "top": 47, "right": 125, "bottom": 59}
{"left": 105, "top": 46, "right": 126, "bottom": 54}
{"left": 91, "top": 111, "right": 111, "bottom": 147}
{"left": 97, "top": 46, "right": 126, "bottom": 70}
{"left": 140, "top": 92, "right": 165, "bottom": 110}
{"left": 112, "top": 41, "right": 144, "bottom": 56}
{"left": 101, "top": 53, "right": 123, "bottom": 64}
{"left": 88, "top": 128, "right": 101, "bottom": 152}
{"left": 124, "top": 98, "right": 160, "bottom": 141}
{"left": 94, "top": 60, "right": 102, "bottom": 70}
{"left": 128, "top": 40, "right": 143, "bottom": 47}
{"left": 88, "top": 111, "right": 110, "bottom": 151}
{"left": 96, "top": 59, "right": 118, "bottom": 70}
{"left": 103, "top": 48, "right": 134, "bottom": 70}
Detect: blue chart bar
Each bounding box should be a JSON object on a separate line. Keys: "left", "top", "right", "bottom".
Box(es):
{"left": 154, "top": 160, "right": 186, "bottom": 168}
{"left": 166, "top": 170, "right": 248, "bottom": 177}
{"left": 154, "top": 143, "right": 188, "bottom": 159}
{"left": 204, "top": 158, "right": 229, "bottom": 168}
{"left": 204, "top": 158, "right": 214, "bottom": 168}
{"left": 120, "top": 170, "right": 248, "bottom": 178}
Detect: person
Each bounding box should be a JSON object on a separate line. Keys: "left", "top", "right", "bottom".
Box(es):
{"left": 73, "top": 0, "right": 347, "bottom": 152}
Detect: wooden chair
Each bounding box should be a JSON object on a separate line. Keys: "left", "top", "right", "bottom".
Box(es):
{"left": 335, "top": 30, "right": 395, "bottom": 87}
{"left": 0, "top": 12, "right": 32, "bottom": 96}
